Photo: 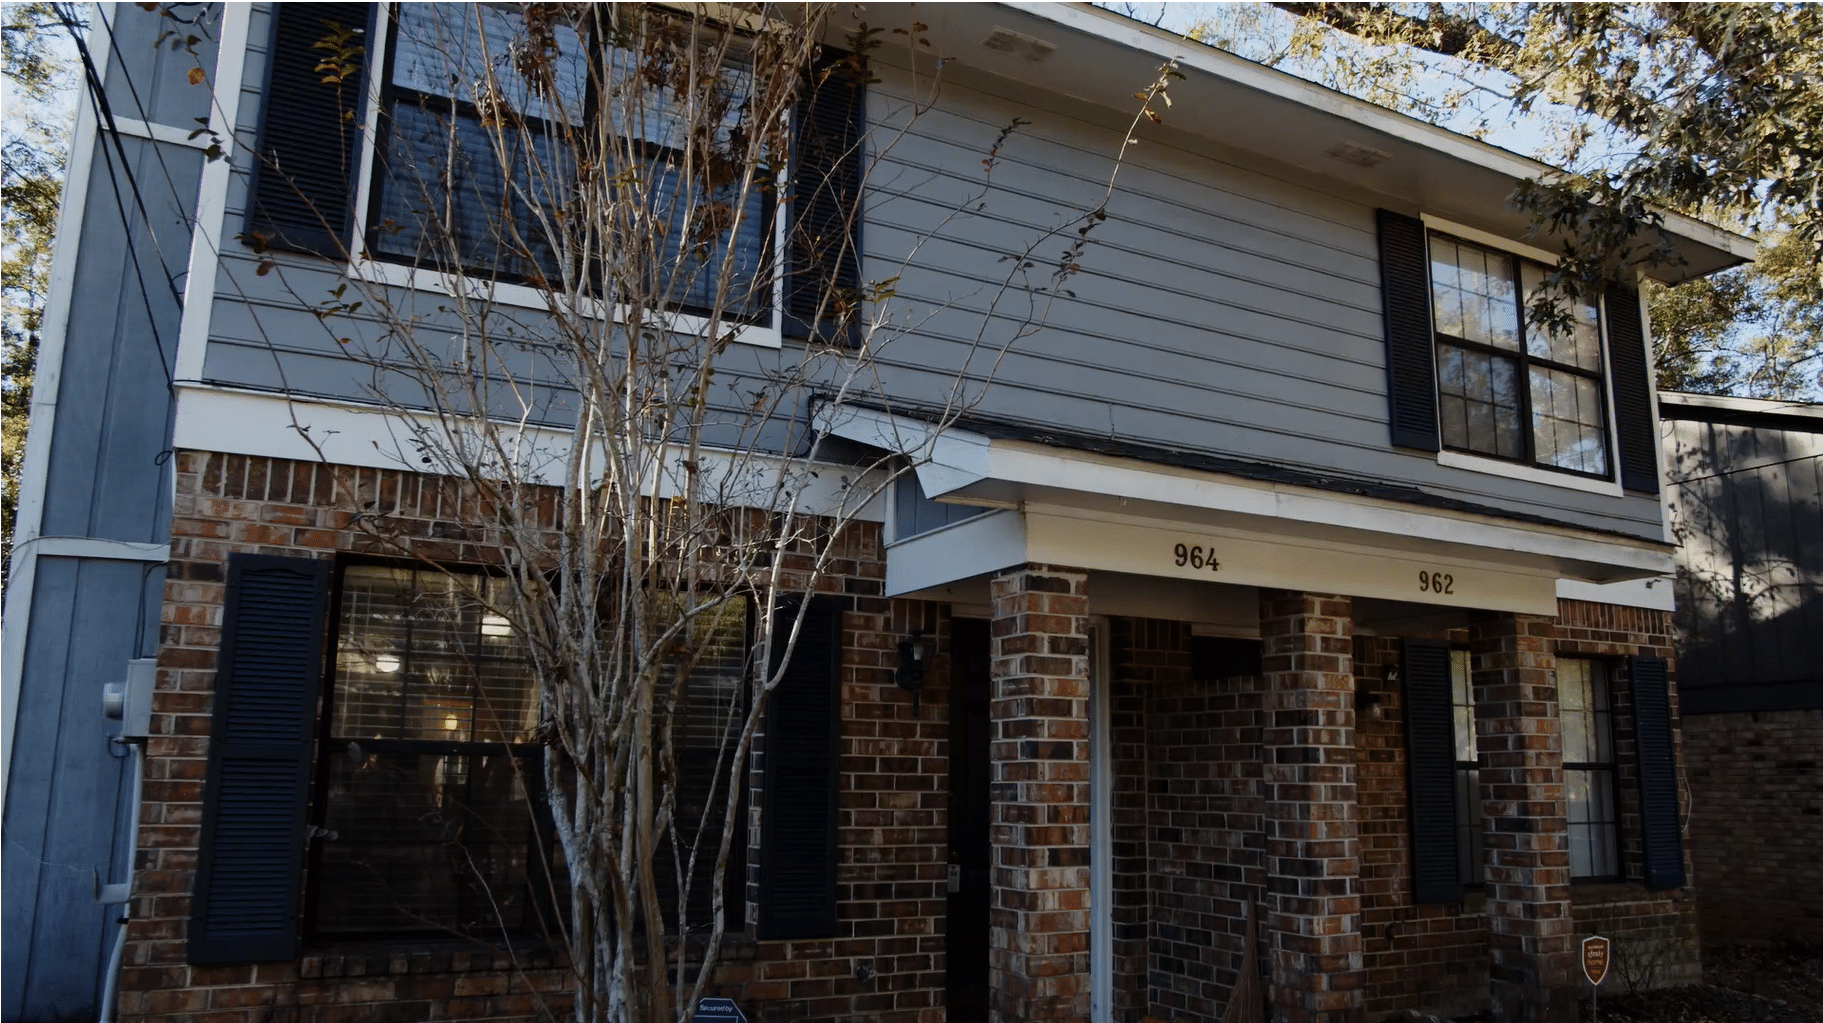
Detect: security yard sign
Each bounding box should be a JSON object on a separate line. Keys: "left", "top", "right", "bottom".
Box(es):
{"left": 693, "top": 999, "right": 747, "bottom": 1023}
{"left": 1582, "top": 935, "right": 1611, "bottom": 986}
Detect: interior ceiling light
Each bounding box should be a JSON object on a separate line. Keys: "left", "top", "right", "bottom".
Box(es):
{"left": 981, "top": 27, "right": 1057, "bottom": 63}
{"left": 1328, "top": 140, "right": 1392, "bottom": 167}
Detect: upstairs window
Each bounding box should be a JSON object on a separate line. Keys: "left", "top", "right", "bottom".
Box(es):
{"left": 1428, "top": 233, "right": 1611, "bottom": 477}
{"left": 369, "top": 5, "right": 771, "bottom": 321}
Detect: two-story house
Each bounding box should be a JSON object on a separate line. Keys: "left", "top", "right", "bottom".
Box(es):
{"left": 3, "top": 4, "right": 1759, "bottom": 1023}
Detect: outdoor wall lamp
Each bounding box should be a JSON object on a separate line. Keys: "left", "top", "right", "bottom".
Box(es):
{"left": 896, "top": 628, "right": 933, "bottom": 717}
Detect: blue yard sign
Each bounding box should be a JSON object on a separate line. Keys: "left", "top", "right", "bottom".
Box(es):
{"left": 693, "top": 998, "right": 747, "bottom": 1023}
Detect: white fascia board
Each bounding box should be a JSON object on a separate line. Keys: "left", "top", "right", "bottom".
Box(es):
{"left": 884, "top": 509, "right": 1026, "bottom": 596}
{"left": 812, "top": 402, "right": 993, "bottom": 497}
{"left": 1006, "top": 3, "right": 1756, "bottom": 265}
{"left": 1556, "top": 576, "right": 1675, "bottom": 612}
{"left": 978, "top": 438, "right": 1673, "bottom": 579}
{"left": 172, "top": 385, "right": 887, "bottom": 521}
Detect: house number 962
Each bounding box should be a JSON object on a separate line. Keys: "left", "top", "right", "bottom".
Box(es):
{"left": 1173, "top": 543, "right": 1221, "bottom": 572}
{"left": 1418, "top": 570, "right": 1455, "bottom": 595}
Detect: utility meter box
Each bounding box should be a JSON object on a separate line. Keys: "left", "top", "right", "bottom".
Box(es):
{"left": 102, "top": 658, "right": 157, "bottom": 738}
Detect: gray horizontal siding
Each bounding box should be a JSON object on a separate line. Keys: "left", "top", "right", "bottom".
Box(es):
{"left": 192, "top": 12, "right": 1664, "bottom": 540}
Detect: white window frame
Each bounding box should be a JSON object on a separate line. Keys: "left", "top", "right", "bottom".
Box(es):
{"left": 346, "top": 4, "right": 788, "bottom": 349}
{"left": 1419, "top": 214, "right": 1625, "bottom": 498}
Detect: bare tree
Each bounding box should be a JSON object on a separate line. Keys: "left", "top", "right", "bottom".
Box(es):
{"left": 209, "top": 4, "right": 1179, "bottom": 1022}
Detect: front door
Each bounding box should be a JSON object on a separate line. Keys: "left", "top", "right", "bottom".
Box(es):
{"left": 946, "top": 618, "right": 992, "bottom": 1022}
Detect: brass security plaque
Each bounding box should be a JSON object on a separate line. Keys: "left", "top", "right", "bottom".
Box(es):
{"left": 1582, "top": 935, "right": 1611, "bottom": 986}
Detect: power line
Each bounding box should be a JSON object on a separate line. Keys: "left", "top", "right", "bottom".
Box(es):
{"left": 1667, "top": 451, "right": 1821, "bottom": 487}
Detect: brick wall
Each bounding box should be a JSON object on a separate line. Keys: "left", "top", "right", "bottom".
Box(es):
{"left": 1553, "top": 599, "right": 1700, "bottom": 992}
{"left": 1684, "top": 708, "right": 1823, "bottom": 944}
{"left": 1352, "top": 636, "right": 1491, "bottom": 1020}
{"left": 122, "top": 451, "right": 952, "bottom": 1023}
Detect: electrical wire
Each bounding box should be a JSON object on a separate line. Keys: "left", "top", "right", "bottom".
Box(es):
{"left": 1666, "top": 451, "right": 1821, "bottom": 487}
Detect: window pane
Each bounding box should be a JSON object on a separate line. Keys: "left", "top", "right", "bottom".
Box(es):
{"left": 1455, "top": 766, "right": 1484, "bottom": 885}
{"left": 651, "top": 595, "right": 750, "bottom": 934}
{"left": 1430, "top": 236, "right": 1518, "bottom": 350}
{"left": 1437, "top": 343, "right": 1522, "bottom": 458}
{"left": 392, "top": 5, "right": 588, "bottom": 122}
{"left": 643, "top": 156, "right": 770, "bottom": 318}
{"left": 316, "top": 750, "right": 539, "bottom": 935}
{"left": 1529, "top": 367, "right": 1608, "bottom": 475}
{"left": 1450, "top": 649, "right": 1475, "bottom": 760}
{"left": 332, "top": 567, "right": 538, "bottom": 744}
{"left": 372, "top": 101, "right": 572, "bottom": 282}
{"left": 1521, "top": 262, "right": 1602, "bottom": 371}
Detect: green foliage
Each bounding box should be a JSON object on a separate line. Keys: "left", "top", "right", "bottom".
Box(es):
{"left": 1650, "top": 232, "right": 1823, "bottom": 399}
{"left": 2, "top": 0, "right": 78, "bottom": 585}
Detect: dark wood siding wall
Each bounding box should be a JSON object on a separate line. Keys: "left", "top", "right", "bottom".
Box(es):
{"left": 1663, "top": 399, "right": 1823, "bottom": 713}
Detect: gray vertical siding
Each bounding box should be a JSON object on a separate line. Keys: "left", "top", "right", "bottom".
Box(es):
{"left": 194, "top": 9, "right": 1665, "bottom": 541}
{"left": 1665, "top": 401, "right": 1823, "bottom": 711}
{"left": 2, "top": 5, "right": 208, "bottom": 1019}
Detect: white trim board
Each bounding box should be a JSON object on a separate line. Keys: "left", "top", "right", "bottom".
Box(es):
{"left": 823, "top": 404, "right": 1674, "bottom": 585}
{"left": 884, "top": 504, "right": 1564, "bottom": 616}
{"left": 171, "top": 2, "right": 250, "bottom": 384}
{"left": 170, "top": 385, "right": 889, "bottom": 522}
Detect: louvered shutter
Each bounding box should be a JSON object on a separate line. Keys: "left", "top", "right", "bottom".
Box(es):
{"left": 782, "top": 50, "right": 865, "bottom": 346}
{"left": 188, "top": 555, "right": 330, "bottom": 964}
{"left": 1629, "top": 656, "right": 1686, "bottom": 889}
{"left": 1377, "top": 210, "right": 1441, "bottom": 452}
{"left": 246, "top": 3, "right": 372, "bottom": 257}
{"left": 1402, "top": 638, "right": 1463, "bottom": 903}
{"left": 1606, "top": 283, "right": 1660, "bottom": 494}
{"left": 757, "top": 594, "right": 843, "bottom": 939}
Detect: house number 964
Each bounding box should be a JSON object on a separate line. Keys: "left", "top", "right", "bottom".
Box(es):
{"left": 1173, "top": 543, "right": 1221, "bottom": 572}
{"left": 1418, "top": 570, "right": 1455, "bottom": 595}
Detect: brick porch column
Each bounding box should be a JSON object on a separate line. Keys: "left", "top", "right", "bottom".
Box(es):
{"left": 1259, "top": 591, "right": 1364, "bottom": 1023}
{"left": 988, "top": 564, "right": 1091, "bottom": 1023}
{"left": 1469, "top": 612, "right": 1576, "bottom": 1023}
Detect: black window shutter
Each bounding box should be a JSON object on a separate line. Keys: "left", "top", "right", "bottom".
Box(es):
{"left": 1377, "top": 210, "right": 1441, "bottom": 452}
{"left": 1629, "top": 655, "right": 1686, "bottom": 889}
{"left": 782, "top": 49, "right": 865, "bottom": 346}
{"left": 757, "top": 594, "right": 844, "bottom": 939}
{"left": 1401, "top": 638, "right": 1463, "bottom": 903}
{"left": 1606, "top": 283, "right": 1659, "bottom": 494}
{"left": 246, "top": 2, "right": 372, "bottom": 257}
{"left": 188, "top": 554, "right": 330, "bottom": 964}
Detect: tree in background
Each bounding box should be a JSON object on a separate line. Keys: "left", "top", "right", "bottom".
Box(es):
{"left": 1112, "top": 1, "right": 1823, "bottom": 400}
{"left": 1, "top": 0, "right": 78, "bottom": 587}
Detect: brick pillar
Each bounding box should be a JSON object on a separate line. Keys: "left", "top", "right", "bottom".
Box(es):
{"left": 1469, "top": 612, "right": 1576, "bottom": 1023}
{"left": 1259, "top": 591, "right": 1364, "bottom": 1023}
{"left": 988, "top": 564, "right": 1091, "bottom": 1023}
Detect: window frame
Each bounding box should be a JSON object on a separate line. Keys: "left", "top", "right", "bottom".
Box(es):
{"left": 346, "top": 3, "right": 791, "bottom": 348}
{"left": 1421, "top": 216, "right": 1622, "bottom": 487}
{"left": 304, "top": 555, "right": 556, "bottom": 943}
{"left": 1558, "top": 656, "right": 1624, "bottom": 885}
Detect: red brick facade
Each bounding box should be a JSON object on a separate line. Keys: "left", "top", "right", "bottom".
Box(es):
{"left": 120, "top": 452, "right": 1702, "bottom": 1023}
{"left": 1684, "top": 709, "right": 1822, "bottom": 945}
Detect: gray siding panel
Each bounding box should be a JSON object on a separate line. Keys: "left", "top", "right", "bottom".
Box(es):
{"left": 193, "top": 30, "right": 1666, "bottom": 540}
{"left": 3, "top": 560, "right": 159, "bottom": 1021}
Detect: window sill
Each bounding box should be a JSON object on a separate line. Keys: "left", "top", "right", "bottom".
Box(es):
{"left": 1437, "top": 448, "right": 1624, "bottom": 498}
{"left": 1570, "top": 880, "right": 1673, "bottom": 905}
{"left": 345, "top": 258, "right": 785, "bottom": 350}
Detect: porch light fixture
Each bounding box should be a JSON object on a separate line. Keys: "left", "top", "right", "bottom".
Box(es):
{"left": 1356, "top": 686, "right": 1385, "bottom": 721}
{"left": 896, "top": 629, "right": 934, "bottom": 717}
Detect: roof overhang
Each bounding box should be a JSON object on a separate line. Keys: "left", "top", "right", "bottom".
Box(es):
{"left": 818, "top": 404, "right": 1675, "bottom": 616}
{"left": 842, "top": 3, "right": 1755, "bottom": 284}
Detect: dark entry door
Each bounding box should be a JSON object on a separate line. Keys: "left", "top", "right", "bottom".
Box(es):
{"left": 947, "top": 618, "right": 992, "bottom": 1022}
